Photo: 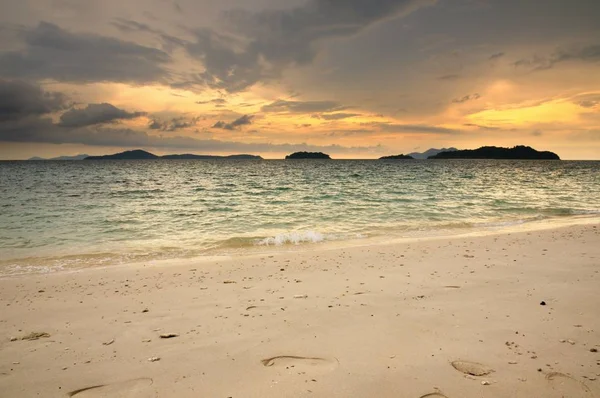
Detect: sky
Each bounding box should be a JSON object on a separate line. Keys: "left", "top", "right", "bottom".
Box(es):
{"left": 0, "top": 0, "right": 599, "bottom": 159}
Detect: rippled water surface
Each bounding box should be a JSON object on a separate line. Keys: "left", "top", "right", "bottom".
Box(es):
{"left": 1, "top": 159, "right": 598, "bottom": 274}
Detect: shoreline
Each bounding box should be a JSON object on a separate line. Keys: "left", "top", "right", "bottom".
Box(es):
{"left": 2, "top": 222, "right": 599, "bottom": 397}
{"left": 1, "top": 221, "right": 598, "bottom": 397}
{"left": 2, "top": 213, "right": 599, "bottom": 279}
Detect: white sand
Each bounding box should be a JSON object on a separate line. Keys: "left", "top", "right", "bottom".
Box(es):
{"left": 1, "top": 223, "right": 599, "bottom": 397}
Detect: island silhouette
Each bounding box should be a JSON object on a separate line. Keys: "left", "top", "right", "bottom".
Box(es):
{"left": 84, "top": 150, "right": 263, "bottom": 160}
{"left": 34, "top": 146, "right": 560, "bottom": 161}
{"left": 29, "top": 154, "right": 90, "bottom": 161}
{"left": 379, "top": 154, "right": 414, "bottom": 160}
{"left": 408, "top": 148, "right": 458, "bottom": 159}
{"left": 285, "top": 152, "right": 331, "bottom": 159}
{"left": 428, "top": 146, "right": 560, "bottom": 160}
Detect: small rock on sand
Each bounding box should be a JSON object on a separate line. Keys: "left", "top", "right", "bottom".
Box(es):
{"left": 148, "top": 357, "right": 160, "bottom": 362}
{"left": 160, "top": 333, "right": 179, "bottom": 339}
{"left": 293, "top": 295, "right": 308, "bottom": 299}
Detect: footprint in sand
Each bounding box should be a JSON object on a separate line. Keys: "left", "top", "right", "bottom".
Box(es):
{"left": 451, "top": 360, "right": 493, "bottom": 376}
{"left": 261, "top": 356, "right": 338, "bottom": 372}
{"left": 67, "top": 378, "right": 154, "bottom": 397}
{"left": 546, "top": 372, "right": 594, "bottom": 397}
{"left": 419, "top": 392, "right": 449, "bottom": 398}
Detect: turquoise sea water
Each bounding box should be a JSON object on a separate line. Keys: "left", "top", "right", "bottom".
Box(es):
{"left": 1, "top": 159, "right": 599, "bottom": 275}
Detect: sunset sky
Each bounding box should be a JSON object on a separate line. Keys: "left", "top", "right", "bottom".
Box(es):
{"left": 0, "top": 0, "right": 599, "bottom": 159}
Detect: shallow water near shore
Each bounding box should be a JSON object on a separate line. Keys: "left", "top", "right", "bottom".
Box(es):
{"left": 1, "top": 159, "right": 598, "bottom": 275}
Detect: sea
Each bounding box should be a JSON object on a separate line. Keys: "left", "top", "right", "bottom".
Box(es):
{"left": 1, "top": 159, "right": 599, "bottom": 276}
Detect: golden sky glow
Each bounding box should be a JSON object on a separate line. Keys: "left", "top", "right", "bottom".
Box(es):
{"left": 0, "top": 0, "right": 599, "bottom": 159}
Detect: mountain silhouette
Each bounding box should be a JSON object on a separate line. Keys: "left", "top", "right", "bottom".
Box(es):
{"left": 379, "top": 154, "right": 414, "bottom": 160}
{"left": 429, "top": 146, "right": 560, "bottom": 160}
{"left": 83, "top": 150, "right": 263, "bottom": 160}
{"left": 29, "top": 154, "right": 90, "bottom": 161}
{"left": 85, "top": 150, "right": 159, "bottom": 160}
{"left": 408, "top": 148, "right": 458, "bottom": 159}
{"left": 161, "top": 154, "right": 262, "bottom": 160}
{"left": 285, "top": 152, "right": 331, "bottom": 159}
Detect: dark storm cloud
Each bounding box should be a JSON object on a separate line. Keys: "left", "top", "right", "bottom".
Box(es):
{"left": 261, "top": 99, "right": 348, "bottom": 113}
{"left": 0, "top": 1, "right": 434, "bottom": 91}
{"left": 515, "top": 44, "right": 600, "bottom": 71}
{"left": 183, "top": 28, "right": 264, "bottom": 93}
{"left": 212, "top": 114, "right": 254, "bottom": 130}
{"left": 0, "top": 79, "right": 68, "bottom": 122}
{"left": 451, "top": 93, "right": 481, "bottom": 104}
{"left": 58, "top": 103, "right": 146, "bottom": 127}
{"left": 0, "top": 117, "right": 380, "bottom": 155}
{"left": 184, "top": 0, "right": 435, "bottom": 91}
{"left": 0, "top": 83, "right": 378, "bottom": 154}
{"left": 111, "top": 18, "right": 187, "bottom": 52}
{"left": 149, "top": 120, "right": 164, "bottom": 130}
{"left": 0, "top": 22, "right": 171, "bottom": 84}
{"left": 149, "top": 116, "right": 199, "bottom": 131}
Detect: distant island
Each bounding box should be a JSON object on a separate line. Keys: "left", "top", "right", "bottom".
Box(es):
{"left": 85, "top": 150, "right": 159, "bottom": 160}
{"left": 379, "top": 154, "right": 414, "bottom": 160}
{"left": 429, "top": 146, "right": 560, "bottom": 160}
{"left": 408, "top": 148, "right": 458, "bottom": 159}
{"left": 161, "top": 154, "right": 262, "bottom": 160}
{"left": 29, "top": 154, "right": 90, "bottom": 161}
{"left": 83, "top": 150, "right": 263, "bottom": 160}
{"left": 285, "top": 152, "right": 331, "bottom": 159}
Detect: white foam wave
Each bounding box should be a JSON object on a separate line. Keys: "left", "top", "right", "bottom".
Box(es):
{"left": 477, "top": 219, "right": 530, "bottom": 228}
{"left": 2, "top": 263, "right": 65, "bottom": 277}
{"left": 257, "top": 231, "right": 325, "bottom": 246}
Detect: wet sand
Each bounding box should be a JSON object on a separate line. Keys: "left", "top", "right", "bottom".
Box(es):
{"left": 1, "top": 223, "right": 599, "bottom": 397}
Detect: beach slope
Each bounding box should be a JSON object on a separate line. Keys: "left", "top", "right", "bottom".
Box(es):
{"left": 1, "top": 224, "right": 598, "bottom": 397}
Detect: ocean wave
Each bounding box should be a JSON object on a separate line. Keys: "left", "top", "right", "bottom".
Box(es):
{"left": 472, "top": 210, "right": 600, "bottom": 229}
{"left": 257, "top": 231, "right": 326, "bottom": 246}
{"left": 3, "top": 263, "right": 65, "bottom": 276}
{"left": 546, "top": 208, "right": 600, "bottom": 216}
{"left": 476, "top": 218, "right": 533, "bottom": 228}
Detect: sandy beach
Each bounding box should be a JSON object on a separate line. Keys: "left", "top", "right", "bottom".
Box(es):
{"left": 1, "top": 222, "right": 599, "bottom": 398}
